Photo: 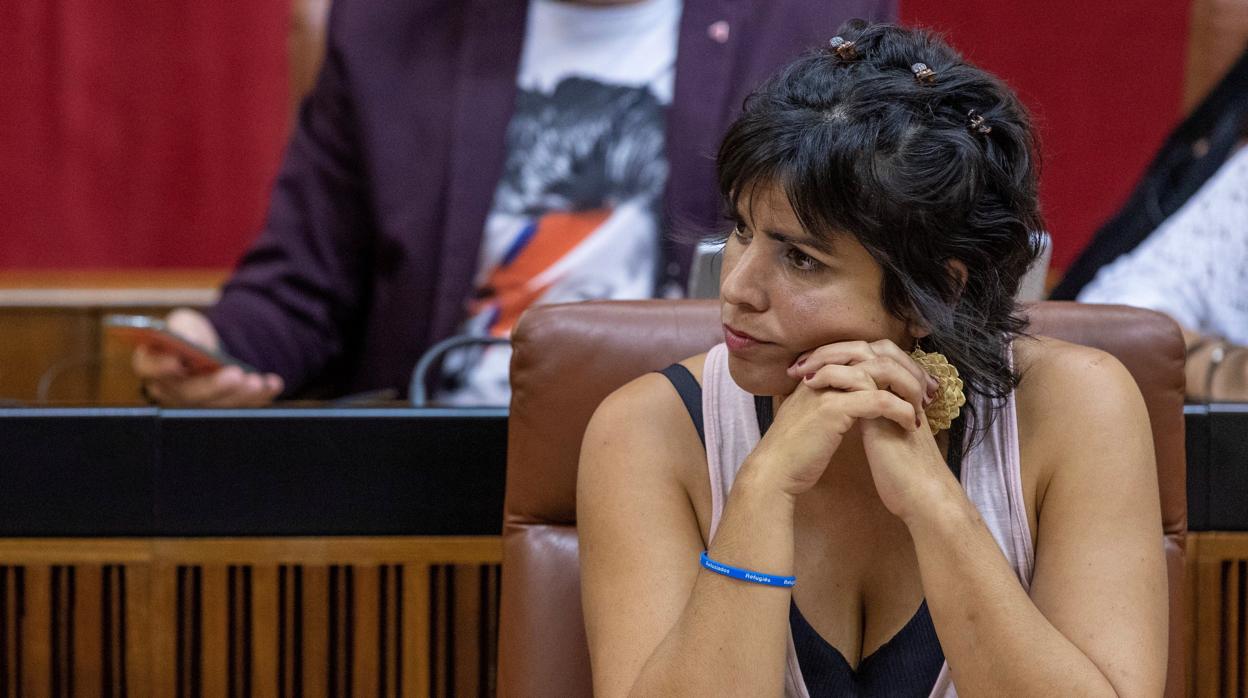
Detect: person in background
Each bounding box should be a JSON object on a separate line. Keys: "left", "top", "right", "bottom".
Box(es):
{"left": 578, "top": 22, "right": 1166, "bottom": 697}
{"left": 133, "top": 0, "right": 894, "bottom": 407}
{"left": 1053, "top": 48, "right": 1248, "bottom": 402}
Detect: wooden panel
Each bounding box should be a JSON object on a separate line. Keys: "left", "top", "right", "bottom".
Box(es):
{"left": 0, "top": 309, "right": 97, "bottom": 404}
{"left": 0, "top": 537, "right": 502, "bottom": 695}
{"left": 1189, "top": 532, "right": 1248, "bottom": 697}
{"left": 0, "top": 269, "right": 225, "bottom": 405}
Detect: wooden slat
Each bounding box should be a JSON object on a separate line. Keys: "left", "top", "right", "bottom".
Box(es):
{"left": 251, "top": 566, "right": 279, "bottom": 698}
{"left": 454, "top": 565, "right": 482, "bottom": 697}
{"left": 302, "top": 567, "right": 329, "bottom": 698}
{"left": 71, "top": 565, "right": 101, "bottom": 698}
{"left": 150, "top": 563, "right": 179, "bottom": 698}
{"left": 0, "top": 537, "right": 503, "bottom": 565}
{"left": 0, "top": 541, "right": 151, "bottom": 564}
{"left": 353, "top": 566, "right": 379, "bottom": 697}
{"left": 1196, "top": 557, "right": 1225, "bottom": 698}
{"left": 124, "top": 565, "right": 151, "bottom": 698}
{"left": 200, "top": 566, "right": 227, "bottom": 697}
{"left": 403, "top": 565, "right": 430, "bottom": 698}
{"left": 150, "top": 537, "right": 503, "bottom": 564}
{"left": 1225, "top": 561, "right": 1242, "bottom": 698}
{"left": 21, "top": 567, "right": 51, "bottom": 698}
{"left": 386, "top": 565, "right": 402, "bottom": 698}
{"left": 2, "top": 568, "right": 18, "bottom": 698}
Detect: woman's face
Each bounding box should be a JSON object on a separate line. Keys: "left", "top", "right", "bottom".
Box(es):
{"left": 719, "top": 182, "right": 917, "bottom": 396}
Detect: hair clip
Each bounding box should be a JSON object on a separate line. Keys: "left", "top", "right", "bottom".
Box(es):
{"left": 967, "top": 109, "right": 992, "bottom": 135}
{"left": 911, "top": 62, "right": 936, "bottom": 84}
{"left": 829, "top": 36, "right": 859, "bottom": 60}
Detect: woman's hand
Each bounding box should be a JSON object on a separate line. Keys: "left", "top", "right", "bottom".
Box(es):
{"left": 783, "top": 340, "right": 961, "bottom": 521}
{"left": 746, "top": 340, "right": 929, "bottom": 497}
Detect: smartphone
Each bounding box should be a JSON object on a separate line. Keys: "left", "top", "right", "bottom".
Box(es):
{"left": 104, "top": 314, "right": 258, "bottom": 375}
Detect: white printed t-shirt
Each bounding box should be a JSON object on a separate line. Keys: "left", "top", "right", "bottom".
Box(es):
{"left": 438, "top": 0, "right": 682, "bottom": 405}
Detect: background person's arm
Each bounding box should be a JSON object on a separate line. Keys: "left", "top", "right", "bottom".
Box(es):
{"left": 201, "top": 1, "right": 374, "bottom": 399}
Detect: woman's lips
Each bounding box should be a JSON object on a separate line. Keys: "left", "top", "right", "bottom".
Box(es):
{"left": 723, "top": 324, "right": 768, "bottom": 352}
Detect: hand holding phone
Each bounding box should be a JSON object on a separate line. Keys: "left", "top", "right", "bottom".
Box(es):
{"left": 115, "top": 309, "right": 284, "bottom": 407}
{"left": 106, "top": 313, "right": 255, "bottom": 374}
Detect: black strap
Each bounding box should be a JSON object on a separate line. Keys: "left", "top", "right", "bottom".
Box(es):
{"left": 754, "top": 395, "right": 774, "bottom": 436}
{"left": 658, "top": 364, "right": 705, "bottom": 447}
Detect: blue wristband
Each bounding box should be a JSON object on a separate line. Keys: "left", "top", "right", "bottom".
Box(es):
{"left": 700, "top": 551, "right": 796, "bottom": 588}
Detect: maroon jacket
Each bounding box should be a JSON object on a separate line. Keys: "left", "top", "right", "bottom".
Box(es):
{"left": 206, "top": 0, "right": 895, "bottom": 398}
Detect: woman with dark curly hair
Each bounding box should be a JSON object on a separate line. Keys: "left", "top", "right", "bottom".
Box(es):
{"left": 578, "top": 21, "right": 1167, "bottom": 697}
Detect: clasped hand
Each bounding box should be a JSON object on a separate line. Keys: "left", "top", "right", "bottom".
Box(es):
{"left": 750, "top": 339, "right": 960, "bottom": 522}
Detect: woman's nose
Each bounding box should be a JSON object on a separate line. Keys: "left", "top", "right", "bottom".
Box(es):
{"left": 719, "top": 243, "right": 768, "bottom": 312}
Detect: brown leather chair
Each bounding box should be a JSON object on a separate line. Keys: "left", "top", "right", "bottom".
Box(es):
{"left": 499, "top": 300, "right": 1186, "bottom": 697}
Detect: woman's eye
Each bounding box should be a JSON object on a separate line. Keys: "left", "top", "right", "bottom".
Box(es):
{"left": 731, "top": 226, "right": 751, "bottom": 243}
{"left": 785, "top": 247, "right": 820, "bottom": 271}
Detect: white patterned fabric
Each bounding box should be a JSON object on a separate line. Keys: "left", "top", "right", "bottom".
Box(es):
{"left": 1079, "top": 146, "right": 1248, "bottom": 344}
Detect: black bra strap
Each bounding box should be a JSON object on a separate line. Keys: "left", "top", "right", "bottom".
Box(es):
{"left": 754, "top": 395, "right": 774, "bottom": 436}
{"left": 658, "top": 364, "right": 705, "bottom": 447}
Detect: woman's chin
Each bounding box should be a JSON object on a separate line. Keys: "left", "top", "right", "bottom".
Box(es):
{"left": 726, "top": 356, "right": 798, "bottom": 397}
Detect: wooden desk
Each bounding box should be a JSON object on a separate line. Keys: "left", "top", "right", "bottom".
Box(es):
{"left": 0, "top": 270, "right": 225, "bottom": 404}
{"left": 0, "top": 407, "right": 505, "bottom": 696}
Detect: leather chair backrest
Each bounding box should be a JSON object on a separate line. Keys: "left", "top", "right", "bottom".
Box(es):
{"left": 499, "top": 300, "right": 1186, "bottom": 698}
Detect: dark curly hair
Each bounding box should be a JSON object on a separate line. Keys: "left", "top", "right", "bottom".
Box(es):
{"left": 715, "top": 20, "right": 1044, "bottom": 442}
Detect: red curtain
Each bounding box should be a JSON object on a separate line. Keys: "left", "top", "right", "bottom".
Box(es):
{"left": 0, "top": 0, "right": 289, "bottom": 268}
{"left": 900, "top": 0, "right": 1190, "bottom": 270}
{"left": 0, "top": 1, "right": 1189, "bottom": 272}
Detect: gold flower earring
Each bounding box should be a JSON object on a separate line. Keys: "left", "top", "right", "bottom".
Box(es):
{"left": 910, "top": 346, "right": 966, "bottom": 433}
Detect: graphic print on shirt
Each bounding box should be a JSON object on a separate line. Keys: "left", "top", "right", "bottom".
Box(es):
{"left": 440, "top": 76, "right": 668, "bottom": 403}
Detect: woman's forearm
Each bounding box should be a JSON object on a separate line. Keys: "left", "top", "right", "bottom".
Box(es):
{"left": 905, "top": 498, "right": 1118, "bottom": 697}
{"left": 629, "top": 461, "right": 797, "bottom": 697}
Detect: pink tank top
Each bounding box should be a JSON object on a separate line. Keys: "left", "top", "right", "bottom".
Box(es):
{"left": 700, "top": 343, "right": 1035, "bottom": 698}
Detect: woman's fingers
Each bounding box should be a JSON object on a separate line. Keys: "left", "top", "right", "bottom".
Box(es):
{"left": 866, "top": 339, "right": 936, "bottom": 399}
{"left": 789, "top": 341, "right": 874, "bottom": 375}
{"left": 825, "top": 389, "right": 919, "bottom": 432}
{"left": 789, "top": 339, "right": 937, "bottom": 408}
{"left": 801, "top": 355, "right": 927, "bottom": 421}
{"left": 801, "top": 363, "right": 876, "bottom": 392}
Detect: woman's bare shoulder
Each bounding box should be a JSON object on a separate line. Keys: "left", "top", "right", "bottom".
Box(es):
{"left": 1013, "top": 334, "right": 1140, "bottom": 407}
{"left": 595, "top": 352, "right": 709, "bottom": 417}
{"left": 1012, "top": 334, "right": 1150, "bottom": 475}
{"left": 581, "top": 352, "right": 710, "bottom": 477}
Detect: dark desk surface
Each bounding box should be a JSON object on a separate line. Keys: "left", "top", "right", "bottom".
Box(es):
{"left": 1185, "top": 403, "right": 1248, "bottom": 531}
{"left": 0, "top": 407, "right": 507, "bottom": 537}
{"left": 0, "top": 404, "right": 1243, "bottom": 536}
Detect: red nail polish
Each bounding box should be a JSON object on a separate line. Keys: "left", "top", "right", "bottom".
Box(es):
{"left": 797, "top": 358, "right": 806, "bottom": 367}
